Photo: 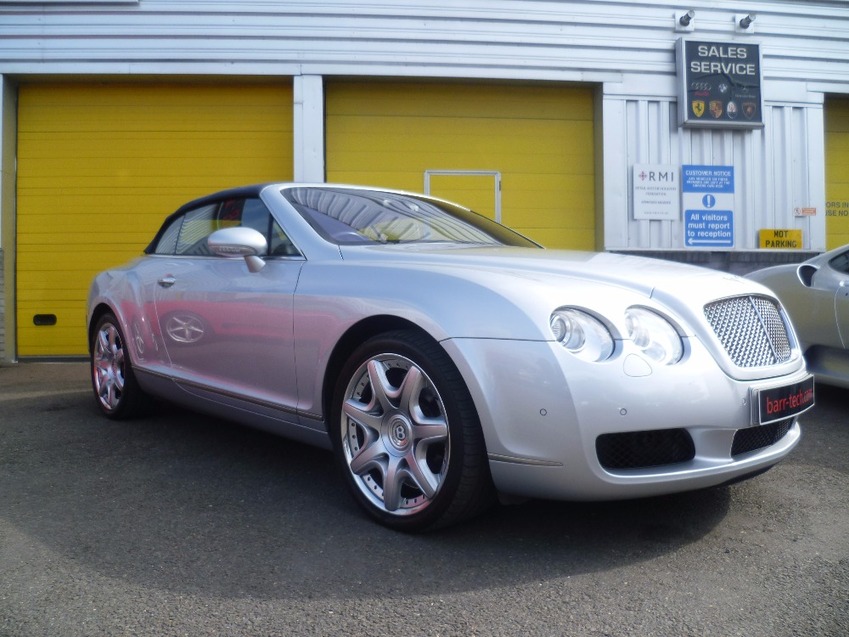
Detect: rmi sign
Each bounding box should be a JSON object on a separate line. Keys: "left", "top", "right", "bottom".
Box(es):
{"left": 633, "top": 164, "right": 679, "bottom": 221}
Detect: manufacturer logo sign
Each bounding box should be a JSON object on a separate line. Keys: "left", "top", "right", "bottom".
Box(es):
{"left": 676, "top": 39, "right": 764, "bottom": 129}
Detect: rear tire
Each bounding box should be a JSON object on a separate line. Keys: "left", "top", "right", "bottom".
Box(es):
{"left": 90, "top": 312, "right": 147, "bottom": 419}
{"left": 331, "top": 329, "right": 494, "bottom": 531}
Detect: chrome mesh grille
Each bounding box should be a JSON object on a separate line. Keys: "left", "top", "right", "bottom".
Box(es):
{"left": 704, "top": 296, "right": 792, "bottom": 367}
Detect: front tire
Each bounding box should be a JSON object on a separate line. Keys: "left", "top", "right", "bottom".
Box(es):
{"left": 90, "top": 312, "right": 147, "bottom": 419}
{"left": 331, "top": 330, "right": 493, "bottom": 531}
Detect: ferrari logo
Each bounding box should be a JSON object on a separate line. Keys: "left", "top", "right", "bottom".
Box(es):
{"left": 691, "top": 100, "right": 705, "bottom": 118}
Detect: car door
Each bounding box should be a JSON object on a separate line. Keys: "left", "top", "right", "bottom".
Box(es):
{"left": 776, "top": 260, "right": 844, "bottom": 350}
{"left": 838, "top": 283, "right": 849, "bottom": 347}
{"left": 151, "top": 197, "right": 303, "bottom": 410}
{"left": 828, "top": 249, "right": 849, "bottom": 347}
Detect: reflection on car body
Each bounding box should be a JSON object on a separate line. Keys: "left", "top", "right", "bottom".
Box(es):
{"left": 163, "top": 311, "right": 206, "bottom": 344}
{"left": 88, "top": 183, "right": 814, "bottom": 531}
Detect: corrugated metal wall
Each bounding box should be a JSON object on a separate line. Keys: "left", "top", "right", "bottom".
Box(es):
{"left": 15, "top": 81, "right": 294, "bottom": 356}
{"left": 3, "top": 0, "right": 844, "bottom": 255}
{"left": 604, "top": 97, "right": 825, "bottom": 251}
{"left": 325, "top": 81, "right": 596, "bottom": 249}
{"left": 1, "top": 1, "right": 849, "bottom": 358}
{"left": 826, "top": 98, "right": 849, "bottom": 250}
{"left": 0, "top": 1, "right": 846, "bottom": 82}
{"left": 0, "top": 1, "right": 847, "bottom": 83}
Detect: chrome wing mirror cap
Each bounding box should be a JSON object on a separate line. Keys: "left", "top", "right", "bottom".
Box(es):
{"left": 208, "top": 227, "right": 269, "bottom": 273}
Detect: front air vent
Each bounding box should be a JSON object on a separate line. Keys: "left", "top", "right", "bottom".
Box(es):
{"left": 731, "top": 419, "right": 794, "bottom": 456}
{"left": 596, "top": 429, "right": 695, "bottom": 470}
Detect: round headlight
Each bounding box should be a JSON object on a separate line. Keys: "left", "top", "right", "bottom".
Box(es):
{"left": 550, "top": 308, "right": 614, "bottom": 362}
{"left": 624, "top": 307, "right": 683, "bottom": 365}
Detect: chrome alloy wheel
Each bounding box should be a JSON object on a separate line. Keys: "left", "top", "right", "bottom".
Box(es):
{"left": 341, "top": 354, "right": 450, "bottom": 516}
{"left": 92, "top": 320, "right": 127, "bottom": 413}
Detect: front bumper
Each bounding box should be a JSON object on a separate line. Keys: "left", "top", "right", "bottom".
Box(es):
{"left": 442, "top": 336, "right": 809, "bottom": 501}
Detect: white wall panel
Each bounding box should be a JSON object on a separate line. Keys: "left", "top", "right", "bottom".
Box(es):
{"left": 605, "top": 97, "right": 826, "bottom": 252}
{"left": 0, "top": 1, "right": 847, "bottom": 86}
{"left": 0, "top": 0, "right": 846, "bottom": 257}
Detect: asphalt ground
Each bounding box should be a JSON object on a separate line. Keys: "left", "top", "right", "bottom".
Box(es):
{"left": 1, "top": 362, "right": 847, "bottom": 637}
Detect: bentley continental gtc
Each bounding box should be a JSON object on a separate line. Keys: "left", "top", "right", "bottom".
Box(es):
{"left": 87, "top": 183, "right": 814, "bottom": 531}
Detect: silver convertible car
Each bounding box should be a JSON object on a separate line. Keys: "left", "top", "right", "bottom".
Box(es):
{"left": 747, "top": 244, "right": 849, "bottom": 388}
{"left": 88, "top": 183, "right": 814, "bottom": 531}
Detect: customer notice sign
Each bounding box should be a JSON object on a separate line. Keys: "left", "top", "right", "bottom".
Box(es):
{"left": 676, "top": 39, "right": 763, "bottom": 129}
{"left": 682, "top": 165, "right": 734, "bottom": 248}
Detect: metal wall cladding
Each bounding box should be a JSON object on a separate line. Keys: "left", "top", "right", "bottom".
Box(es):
{"left": 325, "top": 81, "right": 596, "bottom": 250}
{"left": 3, "top": 1, "right": 849, "bottom": 360}
{"left": 826, "top": 98, "right": 849, "bottom": 251}
{"left": 0, "top": 1, "right": 847, "bottom": 85}
{"left": 604, "top": 97, "right": 825, "bottom": 251}
{"left": 2, "top": 1, "right": 849, "bottom": 257}
{"left": 15, "top": 82, "right": 294, "bottom": 356}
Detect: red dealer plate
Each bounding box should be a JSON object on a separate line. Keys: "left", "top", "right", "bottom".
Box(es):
{"left": 755, "top": 376, "right": 815, "bottom": 425}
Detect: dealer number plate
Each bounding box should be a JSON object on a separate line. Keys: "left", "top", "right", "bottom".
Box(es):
{"left": 755, "top": 376, "right": 815, "bottom": 425}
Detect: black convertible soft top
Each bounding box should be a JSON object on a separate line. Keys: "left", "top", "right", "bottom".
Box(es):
{"left": 143, "top": 183, "right": 273, "bottom": 255}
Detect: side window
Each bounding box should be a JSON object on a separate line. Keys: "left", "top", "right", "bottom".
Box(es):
{"left": 153, "top": 216, "right": 181, "bottom": 255}
{"left": 828, "top": 249, "right": 849, "bottom": 275}
{"left": 241, "top": 198, "right": 300, "bottom": 257}
{"left": 153, "top": 198, "right": 299, "bottom": 257}
{"left": 152, "top": 203, "right": 223, "bottom": 256}
{"left": 176, "top": 203, "right": 220, "bottom": 255}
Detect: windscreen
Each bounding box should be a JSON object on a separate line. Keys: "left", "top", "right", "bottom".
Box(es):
{"left": 282, "top": 187, "right": 540, "bottom": 248}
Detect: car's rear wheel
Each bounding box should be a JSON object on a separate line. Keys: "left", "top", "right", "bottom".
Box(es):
{"left": 90, "top": 312, "right": 147, "bottom": 419}
{"left": 331, "top": 330, "right": 493, "bottom": 531}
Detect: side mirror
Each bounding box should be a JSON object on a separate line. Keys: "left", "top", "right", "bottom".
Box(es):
{"left": 208, "top": 227, "right": 269, "bottom": 273}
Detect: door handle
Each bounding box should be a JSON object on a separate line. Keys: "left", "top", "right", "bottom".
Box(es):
{"left": 157, "top": 276, "right": 177, "bottom": 288}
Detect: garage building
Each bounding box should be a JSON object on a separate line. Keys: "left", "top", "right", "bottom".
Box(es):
{"left": 1, "top": 1, "right": 849, "bottom": 360}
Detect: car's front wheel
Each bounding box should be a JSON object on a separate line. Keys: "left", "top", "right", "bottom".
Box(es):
{"left": 331, "top": 330, "right": 493, "bottom": 531}
{"left": 90, "top": 312, "right": 147, "bottom": 419}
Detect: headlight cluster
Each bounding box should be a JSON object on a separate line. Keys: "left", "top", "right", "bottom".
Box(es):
{"left": 549, "top": 309, "right": 615, "bottom": 362}
{"left": 624, "top": 307, "right": 683, "bottom": 365}
{"left": 550, "top": 306, "right": 683, "bottom": 365}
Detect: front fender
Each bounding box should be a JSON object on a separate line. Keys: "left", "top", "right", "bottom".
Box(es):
{"left": 87, "top": 260, "right": 169, "bottom": 369}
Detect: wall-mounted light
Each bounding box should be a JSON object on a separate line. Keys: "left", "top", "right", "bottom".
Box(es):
{"left": 675, "top": 9, "right": 696, "bottom": 32}
{"left": 735, "top": 13, "right": 756, "bottom": 33}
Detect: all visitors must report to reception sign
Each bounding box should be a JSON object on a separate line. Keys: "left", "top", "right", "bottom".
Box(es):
{"left": 682, "top": 165, "right": 734, "bottom": 248}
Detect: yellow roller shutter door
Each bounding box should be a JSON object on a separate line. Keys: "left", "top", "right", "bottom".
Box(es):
{"left": 326, "top": 81, "right": 596, "bottom": 250}
{"left": 826, "top": 98, "right": 849, "bottom": 250}
{"left": 16, "top": 82, "right": 293, "bottom": 357}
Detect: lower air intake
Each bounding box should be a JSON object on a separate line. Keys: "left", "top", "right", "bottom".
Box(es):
{"left": 597, "top": 429, "right": 695, "bottom": 470}
{"left": 731, "top": 419, "right": 794, "bottom": 457}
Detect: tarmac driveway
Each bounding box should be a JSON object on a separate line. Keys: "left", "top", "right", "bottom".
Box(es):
{"left": 1, "top": 362, "right": 847, "bottom": 636}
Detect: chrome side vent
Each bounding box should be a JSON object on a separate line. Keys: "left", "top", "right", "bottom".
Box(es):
{"left": 704, "top": 296, "right": 792, "bottom": 368}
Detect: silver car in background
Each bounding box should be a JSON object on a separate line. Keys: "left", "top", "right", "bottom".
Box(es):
{"left": 88, "top": 183, "right": 814, "bottom": 531}
{"left": 747, "top": 244, "right": 849, "bottom": 388}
